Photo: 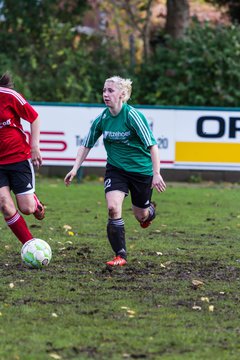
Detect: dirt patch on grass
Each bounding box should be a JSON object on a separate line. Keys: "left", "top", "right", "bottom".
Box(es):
{"left": 102, "top": 259, "right": 240, "bottom": 282}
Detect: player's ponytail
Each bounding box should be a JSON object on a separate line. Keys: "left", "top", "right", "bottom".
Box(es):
{"left": 0, "top": 72, "right": 14, "bottom": 89}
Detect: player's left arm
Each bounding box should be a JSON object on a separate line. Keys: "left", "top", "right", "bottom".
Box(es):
{"left": 150, "top": 144, "right": 166, "bottom": 193}
{"left": 13, "top": 94, "right": 42, "bottom": 168}
{"left": 30, "top": 116, "right": 42, "bottom": 168}
{"left": 128, "top": 108, "right": 166, "bottom": 191}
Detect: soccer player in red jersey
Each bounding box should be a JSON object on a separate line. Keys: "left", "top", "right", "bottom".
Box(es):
{"left": 0, "top": 72, "right": 45, "bottom": 245}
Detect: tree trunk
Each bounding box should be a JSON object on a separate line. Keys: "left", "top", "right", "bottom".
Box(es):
{"left": 142, "top": 0, "right": 153, "bottom": 60}
{"left": 165, "top": 0, "right": 190, "bottom": 39}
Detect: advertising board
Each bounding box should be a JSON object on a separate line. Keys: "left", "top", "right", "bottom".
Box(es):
{"left": 23, "top": 103, "right": 240, "bottom": 171}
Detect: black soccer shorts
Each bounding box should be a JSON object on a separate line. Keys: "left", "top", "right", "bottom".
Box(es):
{"left": 0, "top": 159, "right": 35, "bottom": 195}
{"left": 104, "top": 163, "right": 153, "bottom": 209}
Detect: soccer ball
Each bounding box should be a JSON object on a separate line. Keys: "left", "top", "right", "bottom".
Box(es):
{"left": 21, "top": 238, "right": 52, "bottom": 268}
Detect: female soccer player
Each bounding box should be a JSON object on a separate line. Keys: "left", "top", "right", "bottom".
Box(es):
{"left": 0, "top": 72, "right": 45, "bottom": 245}
{"left": 64, "top": 75, "right": 166, "bottom": 266}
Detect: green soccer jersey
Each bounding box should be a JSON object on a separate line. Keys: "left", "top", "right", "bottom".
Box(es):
{"left": 83, "top": 103, "right": 157, "bottom": 175}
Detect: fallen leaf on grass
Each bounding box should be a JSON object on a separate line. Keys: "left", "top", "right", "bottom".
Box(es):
{"left": 127, "top": 310, "right": 136, "bottom": 315}
{"left": 121, "top": 307, "right": 136, "bottom": 317}
{"left": 63, "top": 225, "right": 72, "bottom": 231}
{"left": 164, "top": 261, "right": 172, "bottom": 266}
{"left": 191, "top": 279, "right": 204, "bottom": 289}
{"left": 160, "top": 261, "right": 172, "bottom": 268}
{"left": 201, "top": 297, "right": 209, "bottom": 303}
{"left": 49, "top": 354, "right": 62, "bottom": 359}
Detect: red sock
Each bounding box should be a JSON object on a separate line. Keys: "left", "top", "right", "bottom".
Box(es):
{"left": 5, "top": 211, "right": 33, "bottom": 244}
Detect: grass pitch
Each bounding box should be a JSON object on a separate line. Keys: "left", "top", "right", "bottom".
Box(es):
{"left": 0, "top": 177, "right": 240, "bottom": 360}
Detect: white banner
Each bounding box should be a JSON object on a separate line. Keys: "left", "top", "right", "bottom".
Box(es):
{"left": 23, "top": 104, "right": 240, "bottom": 171}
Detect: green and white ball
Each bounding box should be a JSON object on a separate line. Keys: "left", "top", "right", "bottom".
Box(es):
{"left": 21, "top": 238, "right": 52, "bottom": 268}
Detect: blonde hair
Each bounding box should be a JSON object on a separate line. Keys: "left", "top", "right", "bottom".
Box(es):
{"left": 105, "top": 75, "right": 132, "bottom": 103}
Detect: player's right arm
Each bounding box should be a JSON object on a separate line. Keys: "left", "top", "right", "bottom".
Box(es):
{"left": 64, "top": 113, "right": 103, "bottom": 186}
{"left": 64, "top": 146, "right": 91, "bottom": 186}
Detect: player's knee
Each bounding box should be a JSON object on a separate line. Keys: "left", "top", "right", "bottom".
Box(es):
{"left": 0, "top": 201, "right": 16, "bottom": 218}
{"left": 18, "top": 204, "right": 35, "bottom": 215}
{"left": 108, "top": 203, "right": 119, "bottom": 218}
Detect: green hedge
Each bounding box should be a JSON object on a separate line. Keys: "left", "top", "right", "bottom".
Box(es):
{"left": 133, "top": 21, "right": 240, "bottom": 106}
{"left": 1, "top": 20, "right": 240, "bottom": 107}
